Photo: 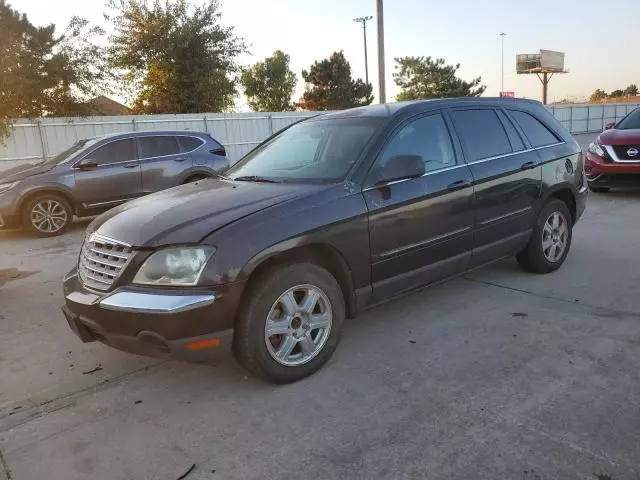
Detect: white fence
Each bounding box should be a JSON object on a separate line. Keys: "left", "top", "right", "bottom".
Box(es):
{"left": 1, "top": 103, "right": 639, "bottom": 170}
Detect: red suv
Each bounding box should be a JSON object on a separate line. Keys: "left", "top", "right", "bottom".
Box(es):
{"left": 585, "top": 107, "right": 640, "bottom": 192}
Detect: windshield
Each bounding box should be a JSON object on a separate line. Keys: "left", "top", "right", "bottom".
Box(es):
{"left": 46, "top": 138, "right": 95, "bottom": 165}
{"left": 616, "top": 109, "right": 640, "bottom": 130}
{"left": 226, "top": 118, "right": 382, "bottom": 184}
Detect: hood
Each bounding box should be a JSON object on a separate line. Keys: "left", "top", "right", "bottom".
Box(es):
{"left": 91, "top": 179, "right": 321, "bottom": 247}
{"left": 0, "top": 162, "right": 54, "bottom": 182}
{"left": 598, "top": 128, "right": 640, "bottom": 146}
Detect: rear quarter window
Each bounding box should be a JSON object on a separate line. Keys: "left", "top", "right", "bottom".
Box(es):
{"left": 178, "top": 136, "right": 204, "bottom": 153}
{"left": 507, "top": 110, "right": 559, "bottom": 148}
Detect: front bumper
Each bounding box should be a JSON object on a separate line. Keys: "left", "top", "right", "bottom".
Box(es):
{"left": 62, "top": 268, "right": 244, "bottom": 362}
{"left": 585, "top": 151, "right": 640, "bottom": 186}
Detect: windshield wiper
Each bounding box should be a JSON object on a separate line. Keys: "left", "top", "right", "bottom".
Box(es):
{"left": 232, "top": 175, "right": 281, "bottom": 184}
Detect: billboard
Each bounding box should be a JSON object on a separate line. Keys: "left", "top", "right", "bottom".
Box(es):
{"left": 500, "top": 91, "right": 515, "bottom": 98}
{"left": 540, "top": 50, "right": 565, "bottom": 72}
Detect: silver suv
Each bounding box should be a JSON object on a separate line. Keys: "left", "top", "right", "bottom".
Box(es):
{"left": 0, "top": 131, "right": 228, "bottom": 236}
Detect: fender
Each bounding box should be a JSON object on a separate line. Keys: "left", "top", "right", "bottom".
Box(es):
{"left": 17, "top": 183, "right": 79, "bottom": 213}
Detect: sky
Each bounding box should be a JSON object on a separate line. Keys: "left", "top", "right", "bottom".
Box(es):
{"left": 15, "top": 0, "right": 640, "bottom": 107}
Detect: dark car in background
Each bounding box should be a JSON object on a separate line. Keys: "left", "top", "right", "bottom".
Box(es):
{"left": 585, "top": 108, "right": 640, "bottom": 192}
{"left": 62, "top": 98, "right": 587, "bottom": 384}
{"left": 0, "top": 131, "right": 228, "bottom": 236}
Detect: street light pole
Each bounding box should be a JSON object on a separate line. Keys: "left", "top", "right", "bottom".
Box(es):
{"left": 500, "top": 32, "right": 506, "bottom": 96}
{"left": 353, "top": 16, "right": 373, "bottom": 85}
{"left": 376, "top": 0, "right": 386, "bottom": 103}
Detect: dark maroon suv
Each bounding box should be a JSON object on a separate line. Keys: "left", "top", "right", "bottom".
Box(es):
{"left": 585, "top": 108, "right": 640, "bottom": 192}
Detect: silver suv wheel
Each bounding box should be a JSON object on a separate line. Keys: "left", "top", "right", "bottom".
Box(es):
{"left": 30, "top": 199, "right": 69, "bottom": 234}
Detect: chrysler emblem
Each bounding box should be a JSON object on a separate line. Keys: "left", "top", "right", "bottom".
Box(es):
{"left": 628, "top": 147, "right": 639, "bottom": 157}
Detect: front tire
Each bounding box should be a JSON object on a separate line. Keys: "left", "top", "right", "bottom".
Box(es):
{"left": 234, "top": 263, "right": 345, "bottom": 384}
{"left": 21, "top": 194, "right": 72, "bottom": 237}
{"left": 517, "top": 198, "right": 573, "bottom": 273}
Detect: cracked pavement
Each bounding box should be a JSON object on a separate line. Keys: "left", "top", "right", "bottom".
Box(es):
{"left": 3, "top": 134, "right": 640, "bottom": 480}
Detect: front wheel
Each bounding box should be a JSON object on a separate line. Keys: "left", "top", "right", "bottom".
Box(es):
{"left": 233, "top": 263, "right": 345, "bottom": 384}
{"left": 517, "top": 199, "right": 573, "bottom": 273}
{"left": 21, "top": 194, "right": 72, "bottom": 237}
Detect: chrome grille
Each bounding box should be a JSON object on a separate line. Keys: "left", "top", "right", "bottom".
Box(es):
{"left": 78, "top": 233, "right": 133, "bottom": 291}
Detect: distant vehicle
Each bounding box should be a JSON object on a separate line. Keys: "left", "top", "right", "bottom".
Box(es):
{"left": 585, "top": 108, "right": 640, "bottom": 192}
{"left": 62, "top": 98, "right": 587, "bottom": 384}
{"left": 0, "top": 131, "right": 228, "bottom": 236}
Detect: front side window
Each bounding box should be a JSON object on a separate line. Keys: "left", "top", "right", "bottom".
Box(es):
{"left": 616, "top": 108, "right": 640, "bottom": 130}
{"left": 508, "top": 110, "right": 559, "bottom": 147}
{"left": 226, "top": 118, "right": 382, "bottom": 184}
{"left": 371, "top": 114, "right": 456, "bottom": 182}
{"left": 139, "top": 136, "right": 181, "bottom": 159}
{"left": 87, "top": 139, "right": 137, "bottom": 165}
{"left": 451, "top": 109, "right": 512, "bottom": 162}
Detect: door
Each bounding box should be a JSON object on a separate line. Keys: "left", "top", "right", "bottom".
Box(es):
{"left": 449, "top": 108, "right": 542, "bottom": 266}
{"left": 138, "top": 135, "right": 185, "bottom": 193}
{"left": 73, "top": 137, "right": 142, "bottom": 213}
{"left": 363, "top": 113, "right": 475, "bottom": 301}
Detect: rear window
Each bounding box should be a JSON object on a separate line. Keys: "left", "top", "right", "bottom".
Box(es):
{"left": 451, "top": 109, "right": 512, "bottom": 162}
{"left": 508, "top": 110, "right": 559, "bottom": 147}
{"left": 178, "top": 136, "right": 204, "bottom": 152}
{"left": 139, "top": 136, "right": 181, "bottom": 158}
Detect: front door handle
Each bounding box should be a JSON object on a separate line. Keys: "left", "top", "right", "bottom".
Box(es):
{"left": 123, "top": 164, "right": 138, "bottom": 169}
{"left": 174, "top": 158, "right": 187, "bottom": 162}
{"left": 521, "top": 161, "right": 536, "bottom": 170}
{"left": 447, "top": 179, "right": 471, "bottom": 191}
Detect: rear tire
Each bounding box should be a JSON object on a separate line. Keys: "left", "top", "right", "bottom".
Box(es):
{"left": 517, "top": 198, "right": 572, "bottom": 274}
{"left": 233, "top": 263, "right": 345, "bottom": 384}
{"left": 588, "top": 184, "right": 610, "bottom": 193}
{"left": 21, "top": 194, "right": 72, "bottom": 237}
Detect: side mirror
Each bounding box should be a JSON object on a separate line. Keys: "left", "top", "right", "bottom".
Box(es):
{"left": 210, "top": 147, "right": 226, "bottom": 157}
{"left": 378, "top": 155, "right": 426, "bottom": 184}
{"left": 77, "top": 159, "right": 98, "bottom": 170}
{"left": 604, "top": 122, "right": 615, "bottom": 130}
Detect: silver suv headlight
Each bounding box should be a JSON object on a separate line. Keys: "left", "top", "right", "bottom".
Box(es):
{"left": 133, "top": 247, "right": 216, "bottom": 286}
{"left": 0, "top": 181, "right": 20, "bottom": 194}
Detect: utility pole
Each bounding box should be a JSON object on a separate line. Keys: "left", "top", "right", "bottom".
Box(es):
{"left": 499, "top": 32, "right": 506, "bottom": 96}
{"left": 353, "top": 16, "right": 373, "bottom": 85}
{"left": 376, "top": 0, "right": 386, "bottom": 103}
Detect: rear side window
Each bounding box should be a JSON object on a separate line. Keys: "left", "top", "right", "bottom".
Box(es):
{"left": 508, "top": 110, "right": 559, "bottom": 148}
{"left": 88, "top": 139, "right": 137, "bottom": 165}
{"left": 178, "top": 136, "right": 204, "bottom": 153}
{"left": 139, "top": 136, "right": 181, "bottom": 158}
{"left": 451, "top": 109, "right": 512, "bottom": 162}
{"left": 496, "top": 110, "right": 525, "bottom": 152}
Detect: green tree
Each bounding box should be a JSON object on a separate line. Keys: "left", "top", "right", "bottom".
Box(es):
{"left": 393, "top": 56, "right": 486, "bottom": 100}
{"left": 298, "top": 51, "right": 373, "bottom": 110}
{"left": 241, "top": 50, "right": 297, "bottom": 112}
{"left": 610, "top": 89, "right": 625, "bottom": 98}
{"left": 624, "top": 84, "right": 638, "bottom": 96}
{"left": 0, "top": 0, "right": 108, "bottom": 138}
{"left": 107, "top": 0, "right": 246, "bottom": 114}
{"left": 589, "top": 89, "right": 608, "bottom": 102}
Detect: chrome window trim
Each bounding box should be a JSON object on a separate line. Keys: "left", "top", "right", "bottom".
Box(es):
{"left": 99, "top": 290, "right": 216, "bottom": 314}
{"left": 603, "top": 145, "right": 640, "bottom": 163}
{"left": 362, "top": 142, "right": 567, "bottom": 192}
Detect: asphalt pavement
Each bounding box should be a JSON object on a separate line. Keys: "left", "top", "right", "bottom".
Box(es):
{"left": 4, "top": 133, "right": 640, "bottom": 480}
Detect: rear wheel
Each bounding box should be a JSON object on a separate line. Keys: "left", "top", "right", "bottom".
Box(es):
{"left": 588, "top": 184, "right": 610, "bottom": 193}
{"left": 234, "top": 263, "right": 345, "bottom": 384}
{"left": 517, "top": 198, "right": 572, "bottom": 273}
{"left": 21, "top": 194, "right": 72, "bottom": 237}
{"left": 184, "top": 175, "right": 208, "bottom": 184}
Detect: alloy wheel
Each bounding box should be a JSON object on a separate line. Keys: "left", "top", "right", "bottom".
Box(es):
{"left": 30, "top": 199, "right": 68, "bottom": 234}
{"left": 542, "top": 211, "right": 568, "bottom": 263}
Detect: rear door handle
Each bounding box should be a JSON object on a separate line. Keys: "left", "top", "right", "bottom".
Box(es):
{"left": 123, "top": 164, "right": 138, "bottom": 169}
{"left": 521, "top": 161, "right": 536, "bottom": 170}
{"left": 174, "top": 158, "right": 187, "bottom": 162}
{"left": 447, "top": 179, "right": 471, "bottom": 191}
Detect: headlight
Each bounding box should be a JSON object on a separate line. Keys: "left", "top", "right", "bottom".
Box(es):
{"left": 587, "top": 142, "right": 605, "bottom": 157}
{"left": 0, "top": 181, "right": 20, "bottom": 194}
{"left": 133, "top": 247, "right": 216, "bottom": 286}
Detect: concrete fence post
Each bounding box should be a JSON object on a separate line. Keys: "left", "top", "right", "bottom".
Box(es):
{"left": 36, "top": 120, "right": 47, "bottom": 161}
{"left": 268, "top": 114, "right": 274, "bottom": 135}
{"left": 203, "top": 115, "right": 209, "bottom": 133}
